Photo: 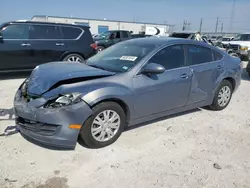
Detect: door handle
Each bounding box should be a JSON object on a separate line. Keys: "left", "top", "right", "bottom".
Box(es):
{"left": 21, "top": 43, "right": 31, "bottom": 47}
{"left": 180, "top": 73, "right": 188, "bottom": 79}
{"left": 56, "top": 43, "right": 64, "bottom": 46}
{"left": 217, "top": 65, "right": 223, "bottom": 69}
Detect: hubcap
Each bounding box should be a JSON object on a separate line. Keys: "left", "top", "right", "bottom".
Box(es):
{"left": 67, "top": 56, "right": 82, "bottom": 63}
{"left": 218, "top": 86, "right": 231, "bottom": 107}
{"left": 91, "top": 110, "right": 121, "bottom": 142}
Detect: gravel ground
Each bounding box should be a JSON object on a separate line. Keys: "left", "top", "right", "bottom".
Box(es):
{"left": 0, "top": 63, "right": 250, "bottom": 188}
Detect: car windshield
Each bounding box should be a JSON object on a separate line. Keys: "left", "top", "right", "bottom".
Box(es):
{"left": 86, "top": 42, "right": 156, "bottom": 73}
{"left": 222, "top": 38, "right": 230, "bottom": 41}
{"left": 233, "top": 34, "right": 250, "bottom": 41}
{"left": 97, "top": 31, "right": 111, "bottom": 39}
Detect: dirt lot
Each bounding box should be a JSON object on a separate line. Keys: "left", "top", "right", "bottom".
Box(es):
{"left": 0, "top": 64, "right": 250, "bottom": 188}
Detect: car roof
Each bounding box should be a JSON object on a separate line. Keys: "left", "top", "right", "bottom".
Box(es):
{"left": 124, "top": 37, "right": 199, "bottom": 45}
{"left": 6, "top": 20, "right": 90, "bottom": 28}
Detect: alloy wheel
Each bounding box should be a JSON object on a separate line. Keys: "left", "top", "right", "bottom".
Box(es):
{"left": 67, "top": 56, "right": 83, "bottom": 63}
{"left": 91, "top": 110, "right": 121, "bottom": 142}
{"left": 217, "top": 86, "right": 231, "bottom": 107}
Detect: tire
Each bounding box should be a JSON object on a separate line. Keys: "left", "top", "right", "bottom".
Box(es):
{"left": 96, "top": 46, "right": 105, "bottom": 53}
{"left": 209, "top": 80, "right": 233, "bottom": 111}
{"left": 80, "top": 102, "right": 126, "bottom": 148}
{"left": 63, "top": 53, "right": 85, "bottom": 63}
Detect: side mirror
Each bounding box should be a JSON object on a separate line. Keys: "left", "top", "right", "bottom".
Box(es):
{"left": 141, "top": 63, "right": 165, "bottom": 75}
{"left": 0, "top": 32, "right": 2, "bottom": 39}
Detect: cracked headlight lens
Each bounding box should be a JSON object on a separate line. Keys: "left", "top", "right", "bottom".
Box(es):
{"left": 44, "top": 93, "right": 82, "bottom": 108}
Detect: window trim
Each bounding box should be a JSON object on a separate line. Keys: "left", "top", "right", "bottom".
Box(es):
{"left": 136, "top": 44, "right": 188, "bottom": 75}
{"left": 0, "top": 23, "right": 84, "bottom": 41}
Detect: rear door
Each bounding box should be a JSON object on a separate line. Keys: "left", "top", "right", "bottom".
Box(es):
{"left": 0, "top": 23, "right": 31, "bottom": 71}
{"left": 185, "top": 44, "right": 224, "bottom": 105}
{"left": 28, "top": 24, "right": 66, "bottom": 67}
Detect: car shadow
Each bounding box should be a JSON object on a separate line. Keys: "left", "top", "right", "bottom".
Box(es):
{"left": 0, "top": 72, "right": 30, "bottom": 80}
{"left": 77, "top": 108, "right": 202, "bottom": 149}
{"left": 241, "top": 68, "right": 250, "bottom": 81}
{"left": 0, "top": 108, "right": 15, "bottom": 121}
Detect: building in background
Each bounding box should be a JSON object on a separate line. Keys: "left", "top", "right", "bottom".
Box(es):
{"left": 31, "top": 15, "right": 173, "bottom": 35}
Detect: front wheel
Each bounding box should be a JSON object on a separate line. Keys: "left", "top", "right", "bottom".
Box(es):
{"left": 209, "top": 80, "right": 233, "bottom": 111}
{"left": 80, "top": 102, "right": 126, "bottom": 148}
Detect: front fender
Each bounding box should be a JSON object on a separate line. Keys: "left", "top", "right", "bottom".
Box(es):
{"left": 82, "top": 87, "right": 133, "bottom": 107}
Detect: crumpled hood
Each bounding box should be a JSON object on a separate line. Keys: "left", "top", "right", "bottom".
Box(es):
{"left": 27, "top": 62, "right": 115, "bottom": 96}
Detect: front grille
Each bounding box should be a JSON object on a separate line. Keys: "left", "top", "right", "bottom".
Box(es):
{"left": 16, "top": 117, "right": 59, "bottom": 136}
{"left": 229, "top": 44, "right": 240, "bottom": 51}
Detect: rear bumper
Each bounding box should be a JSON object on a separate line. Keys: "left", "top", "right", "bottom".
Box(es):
{"left": 14, "top": 90, "right": 93, "bottom": 149}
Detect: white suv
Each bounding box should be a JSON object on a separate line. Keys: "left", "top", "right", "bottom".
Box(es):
{"left": 227, "top": 33, "right": 250, "bottom": 61}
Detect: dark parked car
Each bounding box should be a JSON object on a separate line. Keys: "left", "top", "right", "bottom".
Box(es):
{"left": 0, "top": 21, "right": 96, "bottom": 72}
{"left": 94, "top": 30, "right": 133, "bottom": 52}
{"left": 246, "top": 61, "right": 250, "bottom": 77}
{"left": 14, "top": 38, "right": 242, "bottom": 149}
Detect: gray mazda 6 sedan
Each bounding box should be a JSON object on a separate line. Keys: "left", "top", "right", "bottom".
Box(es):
{"left": 14, "top": 38, "right": 242, "bottom": 149}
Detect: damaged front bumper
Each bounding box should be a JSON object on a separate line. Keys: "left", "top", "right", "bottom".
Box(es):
{"left": 14, "top": 89, "right": 93, "bottom": 149}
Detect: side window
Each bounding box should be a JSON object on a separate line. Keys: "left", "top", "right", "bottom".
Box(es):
{"left": 149, "top": 45, "right": 185, "bottom": 70}
{"left": 213, "top": 50, "right": 223, "bottom": 61}
{"left": 1, "top": 24, "right": 29, "bottom": 39}
{"left": 121, "top": 31, "right": 129, "bottom": 38}
{"left": 61, "top": 26, "right": 82, "bottom": 39}
{"left": 115, "top": 32, "right": 121, "bottom": 39}
{"left": 29, "top": 25, "right": 62, "bottom": 39}
{"left": 186, "top": 45, "right": 213, "bottom": 66}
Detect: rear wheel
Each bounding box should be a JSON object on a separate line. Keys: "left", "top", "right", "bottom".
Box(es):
{"left": 80, "top": 102, "right": 126, "bottom": 148}
{"left": 209, "top": 80, "right": 233, "bottom": 111}
{"left": 63, "top": 54, "right": 85, "bottom": 63}
{"left": 96, "top": 46, "right": 105, "bottom": 53}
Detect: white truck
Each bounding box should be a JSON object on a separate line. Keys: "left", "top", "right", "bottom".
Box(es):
{"left": 227, "top": 33, "right": 250, "bottom": 61}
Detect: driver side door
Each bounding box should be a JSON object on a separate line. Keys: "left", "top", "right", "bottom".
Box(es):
{"left": 132, "top": 44, "right": 192, "bottom": 119}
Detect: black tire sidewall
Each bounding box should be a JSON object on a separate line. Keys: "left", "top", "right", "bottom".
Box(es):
{"left": 210, "top": 80, "right": 233, "bottom": 111}
{"left": 80, "top": 102, "right": 126, "bottom": 148}
{"left": 63, "top": 54, "right": 85, "bottom": 63}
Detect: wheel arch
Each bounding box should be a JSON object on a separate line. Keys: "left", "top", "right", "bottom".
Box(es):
{"left": 223, "top": 77, "right": 236, "bottom": 91}
{"left": 60, "top": 52, "right": 85, "bottom": 61}
{"left": 90, "top": 98, "right": 131, "bottom": 125}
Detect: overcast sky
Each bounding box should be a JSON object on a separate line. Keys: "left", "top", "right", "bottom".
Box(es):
{"left": 1, "top": 0, "right": 249, "bottom": 32}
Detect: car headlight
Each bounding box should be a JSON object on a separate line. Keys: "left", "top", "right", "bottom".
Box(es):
{"left": 44, "top": 92, "right": 83, "bottom": 108}
{"left": 240, "top": 46, "right": 249, "bottom": 51}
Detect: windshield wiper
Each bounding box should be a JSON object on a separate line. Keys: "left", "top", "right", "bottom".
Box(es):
{"left": 88, "top": 64, "right": 109, "bottom": 71}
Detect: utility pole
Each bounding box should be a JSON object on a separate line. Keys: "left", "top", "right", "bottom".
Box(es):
{"left": 182, "top": 20, "right": 186, "bottom": 31}
{"left": 215, "top": 17, "right": 219, "bottom": 33}
{"left": 221, "top": 23, "right": 224, "bottom": 33}
{"left": 199, "top": 18, "right": 203, "bottom": 32}
{"left": 229, "top": 0, "right": 236, "bottom": 31}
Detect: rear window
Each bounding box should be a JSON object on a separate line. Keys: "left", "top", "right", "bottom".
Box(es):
{"left": 169, "top": 33, "right": 191, "bottom": 39}
{"left": 61, "top": 26, "right": 82, "bottom": 39}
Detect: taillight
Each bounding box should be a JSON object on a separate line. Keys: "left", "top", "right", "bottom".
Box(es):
{"left": 90, "top": 43, "right": 97, "bottom": 49}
